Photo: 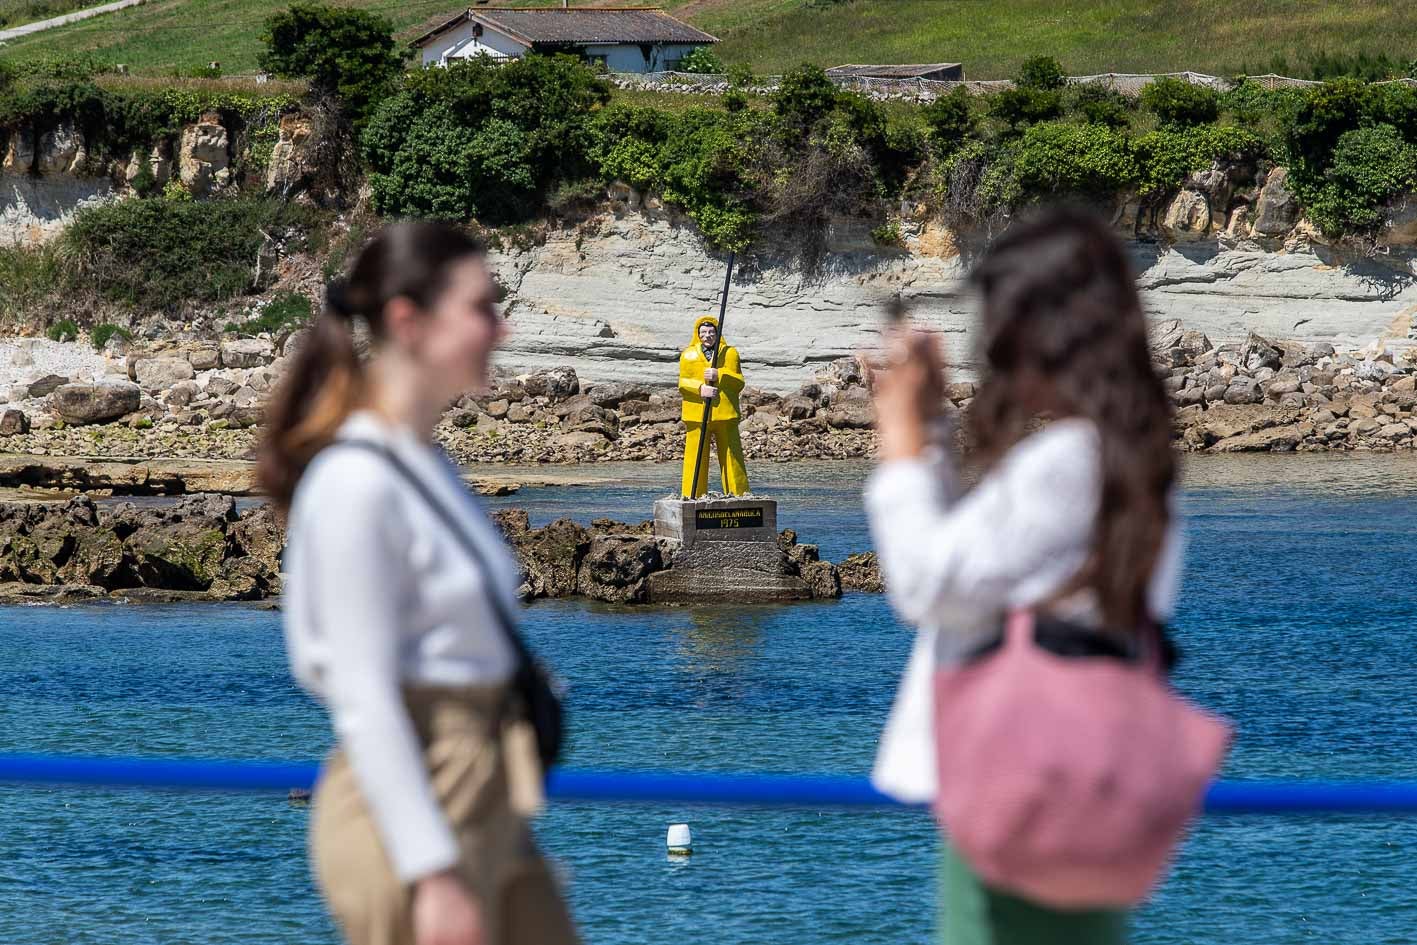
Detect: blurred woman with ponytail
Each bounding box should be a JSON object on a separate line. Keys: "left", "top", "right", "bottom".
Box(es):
{"left": 261, "top": 221, "right": 579, "bottom": 945}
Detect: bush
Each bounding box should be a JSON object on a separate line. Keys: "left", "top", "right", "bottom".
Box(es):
{"left": 1017, "top": 56, "right": 1066, "bottom": 91}
{"left": 923, "top": 87, "right": 974, "bottom": 151}
{"left": 226, "top": 291, "right": 312, "bottom": 336}
{"left": 0, "top": 243, "right": 61, "bottom": 326}
{"left": 1133, "top": 125, "right": 1265, "bottom": 195}
{"left": 678, "top": 47, "right": 724, "bottom": 75}
{"left": 1281, "top": 79, "right": 1373, "bottom": 179}
{"left": 362, "top": 55, "right": 609, "bottom": 225}
{"left": 90, "top": 323, "right": 133, "bottom": 350}
{"left": 61, "top": 198, "right": 319, "bottom": 310}
{"left": 1141, "top": 78, "right": 1220, "bottom": 128}
{"left": 1304, "top": 50, "right": 1407, "bottom": 82}
{"left": 47, "top": 318, "right": 78, "bottom": 342}
{"left": 1305, "top": 124, "right": 1417, "bottom": 234}
{"left": 1065, "top": 84, "right": 1133, "bottom": 129}
{"left": 1011, "top": 123, "right": 1139, "bottom": 200}
{"left": 989, "top": 86, "right": 1062, "bottom": 130}
{"left": 259, "top": 3, "right": 405, "bottom": 125}
{"left": 774, "top": 64, "right": 839, "bottom": 132}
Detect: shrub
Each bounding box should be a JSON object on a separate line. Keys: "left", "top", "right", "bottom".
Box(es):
{"left": 1304, "top": 50, "right": 1406, "bottom": 82}
{"left": 60, "top": 198, "right": 318, "bottom": 310}
{"left": 1305, "top": 124, "right": 1417, "bottom": 234}
{"left": 1010, "top": 123, "right": 1139, "bottom": 200}
{"left": 1133, "top": 125, "right": 1265, "bottom": 195}
{"left": 1017, "top": 56, "right": 1066, "bottom": 91}
{"left": 90, "top": 323, "right": 133, "bottom": 350}
{"left": 871, "top": 221, "right": 903, "bottom": 246}
{"left": 1141, "top": 78, "right": 1220, "bottom": 128}
{"left": 678, "top": 47, "right": 724, "bottom": 75}
{"left": 259, "top": 3, "right": 405, "bottom": 126}
{"left": 923, "top": 87, "right": 974, "bottom": 151}
{"left": 1281, "top": 78, "right": 1373, "bottom": 179}
{"left": 362, "top": 55, "right": 610, "bottom": 225}
{"left": 1065, "top": 84, "right": 1133, "bottom": 129}
{"left": 226, "top": 291, "right": 312, "bottom": 336}
{"left": 989, "top": 86, "right": 1062, "bottom": 130}
{"left": 0, "top": 243, "right": 61, "bottom": 326}
{"left": 47, "top": 318, "right": 78, "bottom": 342}
{"left": 774, "top": 64, "right": 839, "bottom": 132}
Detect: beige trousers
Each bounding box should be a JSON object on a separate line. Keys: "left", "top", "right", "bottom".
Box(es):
{"left": 310, "top": 685, "right": 579, "bottom": 945}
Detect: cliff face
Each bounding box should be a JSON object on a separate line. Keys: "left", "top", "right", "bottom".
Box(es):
{"left": 492, "top": 208, "right": 1417, "bottom": 391}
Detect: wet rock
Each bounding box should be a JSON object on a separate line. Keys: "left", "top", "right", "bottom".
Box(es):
{"left": 575, "top": 535, "right": 664, "bottom": 603}
{"left": 50, "top": 382, "right": 142, "bottom": 425}
{"left": 800, "top": 560, "right": 842, "bottom": 599}
{"left": 513, "top": 518, "right": 589, "bottom": 598}
{"left": 838, "top": 552, "right": 883, "bottom": 592}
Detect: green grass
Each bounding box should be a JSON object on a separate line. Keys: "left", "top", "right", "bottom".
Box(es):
{"left": 3, "top": 0, "right": 1414, "bottom": 80}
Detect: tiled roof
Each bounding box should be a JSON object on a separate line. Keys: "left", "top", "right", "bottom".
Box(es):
{"left": 414, "top": 7, "right": 717, "bottom": 48}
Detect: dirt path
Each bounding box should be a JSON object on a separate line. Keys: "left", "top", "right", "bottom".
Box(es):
{"left": 0, "top": 0, "right": 146, "bottom": 42}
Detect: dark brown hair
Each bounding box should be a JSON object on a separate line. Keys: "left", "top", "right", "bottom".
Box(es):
{"left": 967, "top": 207, "right": 1175, "bottom": 630}
{"left": 257, "top": 220, "right": 486, "bottom": 514}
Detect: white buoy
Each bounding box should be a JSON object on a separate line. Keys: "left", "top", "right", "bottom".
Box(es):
{"left": 666, "top": 823, "right": 692, "bottom": 856}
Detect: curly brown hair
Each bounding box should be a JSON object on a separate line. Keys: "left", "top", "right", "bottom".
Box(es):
{"left": 967, "top": 207, "right": 1175, "bottom": 630}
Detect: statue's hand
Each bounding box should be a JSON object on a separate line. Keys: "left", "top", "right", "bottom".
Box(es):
{"left": 703, "top": 368, "right": 719, "bottom": 384}
{"left": 699, "top": 384, "right": 719, "bottom": 401}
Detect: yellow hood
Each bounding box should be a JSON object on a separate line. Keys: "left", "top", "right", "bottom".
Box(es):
{"left": 691, "top": 315, "right": 722, "bottom": 353}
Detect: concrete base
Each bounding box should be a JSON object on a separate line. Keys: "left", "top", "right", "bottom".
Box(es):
{"left": 647, "top": 566, "right": 811, "bottom": 604}
{"left": 653, "top": 496, "right": 778, "bottom": 545}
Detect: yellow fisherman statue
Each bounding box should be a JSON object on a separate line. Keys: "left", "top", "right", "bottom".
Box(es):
{"left": 679, "top": 315, "right": 749, "bottom": 497}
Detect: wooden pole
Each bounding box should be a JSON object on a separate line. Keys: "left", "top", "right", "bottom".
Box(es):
{"left": 685, "top": 252, "right": 735, "bottom": 499}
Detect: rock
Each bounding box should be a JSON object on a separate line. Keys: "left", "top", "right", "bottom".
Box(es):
{"left": 838, "top": 552, "right": 883, "bottom": 592}
{"left": 0, "top": 409, "right": 29, "bottom": 435}
{"left": 1242, "top": 332, "right": 1282, "bottom": 371}
{"left": 1160, "top": 190, "right": 1211, "bottom": 242}
{"left": 102, "top": 333, "right": 132, "bottom": 359}
{"left": 164, "top": 380, "right": 200, "bottom": 407}
{"left": 1351, "top": 417, "right": 1382, "bottom": 436}
{"left": 134, "top": 357, "right": 196, "bottom": 390}
{"left": 513, "top": 518, "right": 589, "bottom": 598}
{"left": 37, "top": 123, "right": 84, "bottom": 176}
{"left": 220, "top": 338, "right": 274, "bottom": 368}
{"left": 1178, "top": 330, "right": 1212, "bottom": 358}
{"left": 186, "top": 346, "right": 221, "bottom": 371}
{"left": 1223, "top": 377, "right": 1263, "bottom": 405}
{"left": 586, "top": 382, "right": 650, "bottom": 409}
{"left": 485, "top": 399, "right": 510, "bottom": 419}
{"left": 178, "top": 114, "right": 231, "bottom": 195}
{"left": 575, "top": 535, "right": 664, "bottom": 603}
{"left": 1251, "top": 167, "right": 1298, "bottom": 237}
{"left": 2, "top": 125, "right": 36, "bottom": 173}
{"left": 1266, "top": 376, "right": 1301, "bottom": 399}
{"left": 125, "top": 142, "right": 173, "bottom": 189}
{"left": 1380, "top": 422, "right": 1410, "bottom": 441}
{"left": 824, "top": 399, "right": 874, "bottom": 429}
{"left": 783, "top": 395, "right": 818, "bottom": 421}
{"left": 819, "top": 355, "right": 867, "bottom": 389}
{"left": 26, "top": 374, "right": 69, "bottom": 398}
{"left": 1210, "top": 423, "right": 1310, "bottom": 452}
{"left": 1378, "top": 195, "right": 1417, "bottom": 249}
{"left": 1193, "top": 403, "right": 1293, "bottom": 444}
{"left": 800, "top": 559, "right": 842, "bottom": 599}
{"left": 944, "top": 381, "right": 975, "bottom": 404}
{"left": 507, "top": 403, "right": 533, "bottom": 423}
{"left": 265, "top": 113, "right": 317, "bottom": 197}
{"left": 561, "top": 403, "right": 618, "bottom": 439}
{"left": 49, "top": 382, "right": 142, "bottom": 425}
{"left": 1392, "top": 376, "right": 1417, "bottom": 393}
{"left": 521, "top": 366, "right": 579, "bottom": 402}
{"left": 740, "top": 412, "right": 780, "bottom": 433}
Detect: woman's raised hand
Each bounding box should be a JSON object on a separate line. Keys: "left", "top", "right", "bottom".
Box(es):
{"left": 870, "top": 329, "right": 947, "bottom": 462}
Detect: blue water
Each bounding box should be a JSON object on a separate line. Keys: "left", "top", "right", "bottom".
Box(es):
{"left": 4, "top": 454, "right": 1417, "bottom": 944}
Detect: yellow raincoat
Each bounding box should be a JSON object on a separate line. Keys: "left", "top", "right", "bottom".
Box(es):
{"left": 678, "top": 315, "right": 749, "bottom": 497}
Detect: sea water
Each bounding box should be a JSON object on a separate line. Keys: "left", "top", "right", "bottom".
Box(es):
{"left": 3, "top": 454, "right": 1417, "bottom": 944}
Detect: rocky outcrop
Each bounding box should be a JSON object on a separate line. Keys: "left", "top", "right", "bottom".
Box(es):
{"left": 265, "top": 113, "right": 317, "bottom": 197}
{"left": 0, "top": 496, "right": 870, "bottom": 604}
{"left": 177, "top": 113, "right": 231, "bottom": 196}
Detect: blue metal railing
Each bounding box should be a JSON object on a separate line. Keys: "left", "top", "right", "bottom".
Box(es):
{"left": 5, "top": 753, "right": 1417, "bottom": 814}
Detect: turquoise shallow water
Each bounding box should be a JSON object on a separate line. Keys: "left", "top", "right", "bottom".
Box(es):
{"left": 4, "top": 454, "right": 1417, "bottom": 944}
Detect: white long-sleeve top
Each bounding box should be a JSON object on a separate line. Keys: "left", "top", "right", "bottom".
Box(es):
{"left": 863, "top": 418, "right": 1183, "bottom": 803}
{"left": 283, "top": 410, "right": 520, "bottom": 881}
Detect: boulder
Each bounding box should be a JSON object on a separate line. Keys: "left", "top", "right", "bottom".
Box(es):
{"left": 49, "top": 382, "right": 141, "bottom": 425}
{"left": 26, "top": 374, "right": 70, "bottom": 398}
{"left": 512, "top": 518, "right": 590, "bottom": 598}
{"left": 783, "top": 395, "right": 818, "bottom": 421}
{"left": 265, "top": 113, "right": 317, "bottom": 196}
{"left": 220, "top": 338, "right": 274, "bottom": 368}
{"left": 134, "top": 357, "right": 196, "bottom": 390}
{"left": 1242, "top": 332, "right": 1282, "bottom": 371}
{"left": 2, "top": 125, "right": 36, "bottom": 173}
{"left": 1209, "top": 423, "right": 1311, "bottom": 452}
{"left": 575, "top": 535, "right": 664, "bottom": 603}
{"left": 1193, "top": 403, "right": 1293, "bottom": 444}
{"left": 799, "top": 560, "right": 842, "bottom": 599}
{"left": 1251, "top": 167, "right": 1298, "bottom": 237}
{"left": 164, "top": 380, "right": 200, "bottom": 407}
{"left": 838, "top": 552, "right": 883, "bottom": 592}
{"left": 1178, "top": 330, "right": 1212, "bottom": 358}
{"left": 561, "top": 403, "right": 618, "bottom": 439}
{"left": 0, "top": 409, "right": 29, "bottom": 435}
{"left": 552, "top": 430, "right": 608, "bottom": 450}
{"left": 521, "top": 366, "right": 579, "bottom": 402}
{"left": 824, "top": 399, "right": 874, "bottom": 429}
{"left": 485, "top": 399, "right": 510, "bottom": 419}
{"left": 1160, "top": 190, "right": 1211, "bottom": 242}
{"left": 586, "top": 382, "right": 651, "bottom": 409}
{"left": 1223, "top": 377, "right": 1264, "bottom": 405}
{"left": 178, "top": 114, "right": 231, "bottom": 195}
{"left": 186, "top": 346, "right": 221, "bottom": 371}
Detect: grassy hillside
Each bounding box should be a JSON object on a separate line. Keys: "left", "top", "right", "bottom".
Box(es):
{"left": 0, "top": 0, "right": 1414, "bottom": 79}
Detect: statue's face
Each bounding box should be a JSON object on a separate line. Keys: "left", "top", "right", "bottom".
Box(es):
{"left": 698, "top": 323, "right": 718, "bottom": 348}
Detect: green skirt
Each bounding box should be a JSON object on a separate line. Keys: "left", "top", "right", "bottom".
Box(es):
{"left": 938, "top": 843, "right": 1129, "bottom": 945}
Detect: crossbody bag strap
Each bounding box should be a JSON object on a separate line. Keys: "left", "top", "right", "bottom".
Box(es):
{"left": 333, "top": 439, "right": 534, "bottom": 669}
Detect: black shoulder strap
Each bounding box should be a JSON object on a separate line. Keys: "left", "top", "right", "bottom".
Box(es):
{"left": 333, "top": 439, "right": 534, "bottom": 669}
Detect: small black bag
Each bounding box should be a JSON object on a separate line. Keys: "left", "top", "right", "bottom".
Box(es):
{"left": 336, "top": 440, "right": 564, "bottom": 770}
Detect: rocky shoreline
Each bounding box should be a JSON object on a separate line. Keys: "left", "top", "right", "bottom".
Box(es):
{"left": 0, "top": 493, "right": 882, "bottom": 605}
{"left": 9, "top": 326, "right": 1417, "bottom": 463}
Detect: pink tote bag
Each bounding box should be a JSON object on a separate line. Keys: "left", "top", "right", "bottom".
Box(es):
{"left": 933, "top": 610, "right": 1232, "bottom": 909}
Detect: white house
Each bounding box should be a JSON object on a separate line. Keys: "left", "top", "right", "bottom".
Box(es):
{"left": 411, "top": 6, "right": 719, "bottom": 73}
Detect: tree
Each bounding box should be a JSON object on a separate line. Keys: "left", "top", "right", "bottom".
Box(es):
{"left": 259, "top": 4, "right": 405, "bottom": 126}
{"left": 1140, "top": 77, "right": 1220, "bottom": 128}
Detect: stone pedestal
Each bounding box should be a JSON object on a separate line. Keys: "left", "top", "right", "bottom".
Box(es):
{"left": 649, "top": 496, "right": 811, "bottom": 603}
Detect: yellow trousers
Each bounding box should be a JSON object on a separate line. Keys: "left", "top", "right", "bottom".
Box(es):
{"left": 682, "top": 420, "right": 749, "bottom": 497}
